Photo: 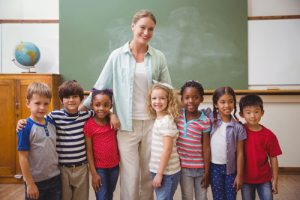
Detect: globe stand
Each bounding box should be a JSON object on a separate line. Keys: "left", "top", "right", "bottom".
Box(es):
{"left": 12, "top": 59, "right": 36, "bottom": 73}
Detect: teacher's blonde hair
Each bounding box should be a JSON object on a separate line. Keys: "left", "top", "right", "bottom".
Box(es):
{"left": 132, "top": 9, "right": 156, "bottom": 25}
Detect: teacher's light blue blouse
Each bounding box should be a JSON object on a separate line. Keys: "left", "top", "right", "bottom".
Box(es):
{"left": 83, "top": 42, "right": 171, "bottom": 131}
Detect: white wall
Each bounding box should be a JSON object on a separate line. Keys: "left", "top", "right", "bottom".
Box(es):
{"left": 248, "top": 19, "right": 300, "bottom": 89}
{"left": 0, "top": 0, "right": 58, "bottom": 19}
{"left": 248, "top": 0, "right": 300, "bottom": 16}
{"left": 0, "top": 0, "right": 59, "bottom": 73}
{"left": 248, "top": 0, "right": 300, "bottom": 89}
{"left": 1, "top": 24, "right": 59, "bottom": 73}
{"left": 0, "top": 24, "right": 2, "bottom": 71}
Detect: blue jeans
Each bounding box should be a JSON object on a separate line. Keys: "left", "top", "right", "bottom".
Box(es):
{"left": 151, "top": 171, "right": 181, "bottom": 200}
{"left": 210, "top": 163, "right": 236, "bottom": 200}
{"left": 95, "top": 165, "right": 119, "bottom": 200}
{"left": 25, "top": 175, "right": 61, "bottom": 200}
{"left": 242, "top": 182, "right": 273, "bottom": 200}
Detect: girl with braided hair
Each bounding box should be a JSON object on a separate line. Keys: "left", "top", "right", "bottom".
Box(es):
{"left": 209, "top": 86, "right": 246, "bottom": 200}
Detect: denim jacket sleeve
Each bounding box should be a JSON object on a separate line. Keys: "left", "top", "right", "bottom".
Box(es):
{"left": 83, "top": 51, "right": 115, "bottom": 109}
{"left": 158, "top": 52, "right": 171, "bottom": 84}
{"left": 149, "top": 48, "right": 171, "bottom": 85}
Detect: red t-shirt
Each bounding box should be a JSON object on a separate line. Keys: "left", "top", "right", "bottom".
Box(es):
{"left": 84, "top": 118, "right": 120, "bottom": 168}
{"left": 244, "top": 125, "right": 282, "bottom": 184}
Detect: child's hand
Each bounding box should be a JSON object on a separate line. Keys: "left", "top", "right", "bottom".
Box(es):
{"left": 272, "top": 178, "right": 278, "bottom": 194}
{"left": 233, "top": 175, "right": 243, "bottom": 191}
{"left": 92, "top": 173, "right": 102, "bottom": 192}
{"left": 27, "top": 182, "right": 39, "bottom": 199}
{"left": 152, "top": 173, "right": 163, "bottom": 188}
{"left": 201, "top": 172, "right": 210, "bottom": 188}
{"left": 16, "top": 119, "right": 27, "bottom": 132}
{"left": 109, "top": 113, "right": 120, "bottom": 130}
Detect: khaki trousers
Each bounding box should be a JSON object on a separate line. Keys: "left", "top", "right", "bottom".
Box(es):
{"left": 117, "top": 120, "right": 154, "bottom": 200}
{"left": 59, "top": 164, "right": 89, "bottom": 200}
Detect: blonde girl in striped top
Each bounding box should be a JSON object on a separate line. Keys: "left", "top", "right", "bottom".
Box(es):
{"left": 146, "top": 82, "right": 181, "bottom": 200}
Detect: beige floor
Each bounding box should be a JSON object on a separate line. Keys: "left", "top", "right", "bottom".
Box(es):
{"left": 1, "top": 175, "right": 299, "bottom": 200}
{"left": 88, "top": 179, "right": 210, "bottom": 200}
{"left": 88, "top": 175, "right": 300, "bottom": 200}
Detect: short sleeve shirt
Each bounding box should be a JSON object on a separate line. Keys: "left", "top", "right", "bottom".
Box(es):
{"left": 48, "top": 109, "right": 93, "bottom": 165}
{"left": 176, "top": 109, "right": 211, "bottom": 168}
{"left": 149, "top": 115, "right": 181, "bottom": 175}
{"left": 83, "top": 118, "right": 119, "bottom": 168}
{"left": 244, "top": 125, "right": 282, "bottom": 184}
{"left": 17, "top": 118, "right": 60, "bottom": 182}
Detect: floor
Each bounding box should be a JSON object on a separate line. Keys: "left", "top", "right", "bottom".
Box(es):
{"left": 0, "top": 175, "right": 300, "bottom": 200}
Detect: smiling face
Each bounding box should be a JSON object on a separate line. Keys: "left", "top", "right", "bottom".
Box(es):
{"left": 27, "top": 94, "right": 50, "bottom": 123}
{"left": 182, "top": 87, "right": 203, "bottom": 114}
{"left": 62, "top": 95, "right": 81, "bottom": 114}
{"left": 240, "top": 105, "right": 264, "bottom": 130}
{"left": 215, "top": 94, "right": 234, "bottom": 122}
{"left": 151, "top": 88, "right": 168, "bottom": 117}
{"left": 131, "top": 17, "right": 155, "bottom": 45}
{"left": 92, "top": 94, "right": 112, "bottom": 120}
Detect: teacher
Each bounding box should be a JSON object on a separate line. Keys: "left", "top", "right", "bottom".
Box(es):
{"left": 81, "top": 9, "right": 171, "bottom": 200}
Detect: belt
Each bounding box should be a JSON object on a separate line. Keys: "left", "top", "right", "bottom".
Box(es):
{"left": 60, "top": 162, "right": 87, "bottom": 168}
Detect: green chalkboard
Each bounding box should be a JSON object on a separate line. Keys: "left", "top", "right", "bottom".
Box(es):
{"left": 60, "top": 0, "right": 247, "bottom": 90}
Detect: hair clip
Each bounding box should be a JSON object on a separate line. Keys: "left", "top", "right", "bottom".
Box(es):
{"left": 152, "top": 80, "right": 173, "bottom": 89}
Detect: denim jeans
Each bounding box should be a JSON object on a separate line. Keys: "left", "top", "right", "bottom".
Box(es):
{"left": 180, "top": 168, "right": 207, "bottom": 200}
{"left": 25, "top": 175, "right": 61, "bottom": 200}
{"left": 210, "top": 163, "right": 237, "bottom": 200}
{"left": 95, "top": 165, "right": 119, "bottom": 200}
{"left": 241, "top": 182, "right": 273, "bottom": 200}
{"left": 151, "top": 171, "right": 181, "bottom": 200}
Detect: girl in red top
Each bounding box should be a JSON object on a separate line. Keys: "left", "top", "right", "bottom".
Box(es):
{"left": 84, "top": 89, "right": 120, "bottom": 200}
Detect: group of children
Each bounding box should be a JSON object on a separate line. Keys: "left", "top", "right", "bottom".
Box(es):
{"left": 17, "top": 80, "right": 282, "bottom": 200}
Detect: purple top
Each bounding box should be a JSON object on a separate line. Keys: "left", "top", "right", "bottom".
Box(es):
{"left": 204, "top": 108, "right": 247, "bottom": 175}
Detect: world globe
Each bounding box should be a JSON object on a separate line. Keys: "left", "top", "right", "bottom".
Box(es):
{"left": 14, "top": 42, "right": 40, "bottom": 72}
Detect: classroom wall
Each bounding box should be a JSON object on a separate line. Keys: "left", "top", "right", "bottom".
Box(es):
{"left": 248, "top": 0, "right": 300, "bottom": 90}
{"left": 1, "top": 0, "right": 299, "bottom": 86}
{"left": 0, "top": 0, "right": 58, "bottom": 19}
{"left": 0, "top": 0, "right": 59, "bottom": 73}
{"left": 1, "top": 0, "right": 300, "bottom": 168}
{"left": 248, "top": 0, "right": 300, "bottom": 16}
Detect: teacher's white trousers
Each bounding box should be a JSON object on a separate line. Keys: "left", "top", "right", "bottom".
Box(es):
{"left": 117, "top": 119, "right": 154, "bottom": 200}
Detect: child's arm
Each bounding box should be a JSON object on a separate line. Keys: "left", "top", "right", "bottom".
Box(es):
{"left": 79, "top": 104, "right": 88, "bottom": 111}
{"left": 201, "top": 132, "right": 211, "bottom": 188}
{"left": 17, "top": 112, "right": 53, "bottom": 132}
{"left": 270, "top": 156, "right": 279, "bottom": 194}
{"left": 152, "top": 136, "right": 173, "bottom": 188}
{"left": 19, "top": 151, "right": 39, "bottom": 199}
{"left": 16, "top": 119, "right": 27, "bottom": 132}
{"left": 234, "top": 140, "right": 244, "bottom": 191}
{"left": 85, "top": 136, "right": 101, "bottom": 192}
{"left": 109, "top": 112, "right": 120, "bottom": 130}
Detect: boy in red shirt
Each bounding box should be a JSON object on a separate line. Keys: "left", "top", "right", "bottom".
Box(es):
{"left": 239, "top": 94, "right": 282, "bottom": 200}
